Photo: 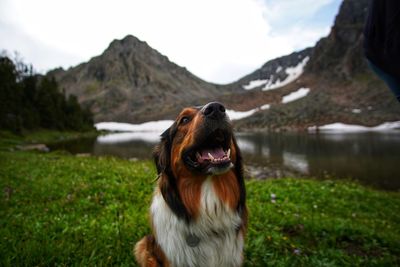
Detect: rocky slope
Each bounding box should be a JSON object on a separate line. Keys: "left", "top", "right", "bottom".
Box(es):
{"left": 225, "top": 48, "right": 312, "bottom": 92}
{"left": 48, "top": 35, "right": 222, "bottom": 123}
{"left": 226, "top": 0, "right": 400, "bottom": 131}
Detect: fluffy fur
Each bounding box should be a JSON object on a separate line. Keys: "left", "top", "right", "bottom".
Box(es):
{"left": 135, "top": 103, "right": 247, "bottom": 267}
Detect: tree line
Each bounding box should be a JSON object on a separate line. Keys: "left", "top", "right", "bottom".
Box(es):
{"left": 0, "top": 52, "right": 93, "bottom": 133}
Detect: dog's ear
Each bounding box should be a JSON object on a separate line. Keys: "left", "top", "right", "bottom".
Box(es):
{"left": 154, "top": 129, "right": 169, "bottom": 174}
{"left": 153, "top": 124, "right": 176, "bottom": 174}
{"left": 153, "top": 122, "right": 192, "bottom": 223}
{"left": 232, "top": 135, "right": 247, "bottom": 218}
{"left": 231, "top": 134, "right": 243, "bottom": 178}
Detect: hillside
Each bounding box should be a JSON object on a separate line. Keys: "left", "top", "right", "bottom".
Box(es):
{"left": 48, "top": 36, "right": 222, "bottom": 123}
{"left": 48, "top": 0, "right": 400, "bottom": 129}
{"left": 217, "top": 48, "right": 312, "bottom": 112}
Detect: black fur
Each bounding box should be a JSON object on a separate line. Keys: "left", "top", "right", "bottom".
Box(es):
{"left": 154, "top": 124, "right": 192, "bottom": 223}
{"left": 232, "top": 137, "right": 247, "bottom": 218}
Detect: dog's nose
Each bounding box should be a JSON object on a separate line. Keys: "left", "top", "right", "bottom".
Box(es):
{"left": 201, "top": 102, "right": 226, "bottom": 119}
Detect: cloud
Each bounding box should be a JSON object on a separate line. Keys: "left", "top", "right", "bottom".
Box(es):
{"left": 0, "top": 0, "right": 341, "bottom": 84}
{"left": 0, "top": 19, "right": 82, "bottom": 72}
{"left": 260, "top": 0, "right": 337, "bottom": 23}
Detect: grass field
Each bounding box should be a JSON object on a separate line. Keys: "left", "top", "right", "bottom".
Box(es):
{"left": 0, "top": 131, "right": 399, "bottom": 266}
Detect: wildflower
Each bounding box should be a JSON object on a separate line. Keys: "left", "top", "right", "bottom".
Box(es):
{"left": 271, "top": 193, "right": 276, "bottom": 203}
{"left": 293, "top": 248, "right": 301, "bottom": 255}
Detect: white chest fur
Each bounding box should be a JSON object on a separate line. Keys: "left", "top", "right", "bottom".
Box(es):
{"left": 151, "top": 178, "right": 244, "bottom": 267}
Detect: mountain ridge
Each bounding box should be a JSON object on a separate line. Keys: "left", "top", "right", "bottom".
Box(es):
{"left": 48, "top": 0, "right": 400, "bottom": 130}
{"left": 48, "top": 35, "right": 222, "bottom": 123}
{"left": 227, "top": 0, "right": 400, "bottom": 131}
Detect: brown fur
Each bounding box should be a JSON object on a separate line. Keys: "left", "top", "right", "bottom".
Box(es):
{"left": 134, "top": 235, "right": 170, "bottom": 267}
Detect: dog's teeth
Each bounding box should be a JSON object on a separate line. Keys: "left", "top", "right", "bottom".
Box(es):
{"left": 227, "top": 149, "right": 231, "bottom": 158}
{"left": 208, "top": 153, "right": 215, "bottom": 160}
{"left": 196, "top": 152, "right": 201, "bottom": 159}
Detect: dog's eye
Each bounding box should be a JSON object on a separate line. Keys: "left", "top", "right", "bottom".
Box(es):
{"left": 180, "top": 116, "right": 191, "bottom": 125}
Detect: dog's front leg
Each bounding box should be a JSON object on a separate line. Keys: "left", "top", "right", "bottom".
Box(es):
{"left": 134, "top": 235, "right": 169, "bottom": 267}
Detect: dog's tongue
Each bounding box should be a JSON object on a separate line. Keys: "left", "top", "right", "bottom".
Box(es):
{"left": 200, "top": 147, "right": 225, "bottom": 160}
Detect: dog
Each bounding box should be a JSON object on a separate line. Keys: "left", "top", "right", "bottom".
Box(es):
{"left": 134, "top": 102, "right": 247, "bottom": 267}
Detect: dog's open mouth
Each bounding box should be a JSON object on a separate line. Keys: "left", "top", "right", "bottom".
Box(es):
{"left": 195, "top": 147, "right": 231, "bottom": 165}
{"left": 183, "top": 128, "right": 233, "bottom": 174}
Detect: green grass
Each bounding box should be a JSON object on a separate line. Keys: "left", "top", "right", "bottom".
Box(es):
{"left": 0, "top": 130, "right": 99, "bottom": 150}
{"left": 0, "top": 133, "right": 399, "bottom": 266}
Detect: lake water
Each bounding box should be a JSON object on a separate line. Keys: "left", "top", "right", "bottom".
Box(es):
{"left": 49, "top": 131, "right": 400, "bottom": 191}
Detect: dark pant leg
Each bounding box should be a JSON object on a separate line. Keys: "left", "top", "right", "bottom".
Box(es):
{"left": 367, "top": 59, "right": 400, "bottom": 102}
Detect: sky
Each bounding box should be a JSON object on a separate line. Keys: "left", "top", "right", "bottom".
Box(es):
{"left": 0, "top": 0, "right": 342, "bottom": 84}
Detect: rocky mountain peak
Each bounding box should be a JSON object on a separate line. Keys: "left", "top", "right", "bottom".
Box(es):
{"left": 108, "top": 35, "right": 144, "bottom": 49}
{"left": 306, "top": 0, "right": 369, "bottom": 80}
{"left": 101, "top": 35, "right": 172, "bottom": 70}
{"left": 334, "top": 0, "right": 369, "bottom": 26}
{"left": 49, "top": 35, "right": 219, "bottom": 123}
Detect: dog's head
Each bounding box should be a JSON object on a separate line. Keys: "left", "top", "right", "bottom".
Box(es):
{"left": 154, "top": 102, "right": 245, "bottom": 221}
{"left": 155, "top": 102, "right": 242, "bottom": 177}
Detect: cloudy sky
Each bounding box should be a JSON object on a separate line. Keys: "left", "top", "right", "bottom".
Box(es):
{"left": 0, "top": 0, "right": 342, "bottom": 84}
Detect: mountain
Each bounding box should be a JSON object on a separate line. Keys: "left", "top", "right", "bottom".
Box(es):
{"left": 48, "top": 35, "right": 222, "bottom": 123}
{"left": 229, "top": 0, "right": 400, "bottom": 131}
{"left": 48, "top": 0, "right": 400, "bottom": 129}
{"left": 225, "top": 48, "right": 312, "bottom": 92}
{"left": 48, "top": 35, "right": 314, "bottom": 124}
{"left": 217, "top": 48, "right": 313, "bottom": 112}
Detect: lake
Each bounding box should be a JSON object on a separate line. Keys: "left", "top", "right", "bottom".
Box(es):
{"left": 49, "top": 131, "right": 400, "bottom": 191}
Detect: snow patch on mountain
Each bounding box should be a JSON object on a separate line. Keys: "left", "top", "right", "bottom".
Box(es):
{"left": 97, "top": 132, "right": 162, "bottom": 143}
{"left": 227, "top": 103, "right": 271, "bottom": 121}
{"left": 241, "top": 56, "right": 310, "bottom": 91}
{"left": 226, "top": 109, "right": 258, "bottom": 120}
{"left": 260, "top": 104, "right": 271, "bottom": 110}
{"left": 263, "top": 57, "right": 310, "bottom": 91}
{"left": 308, "top": 121, "right": 400, "bottom": 133}
{"left": 95, "top": 120, "right": 174, "bottom": 132}
{"left": 282, "top": 88, "right": 310, "bottom": 103}
{"left": 242, "top": 79, "right": 268, "bottom": 90}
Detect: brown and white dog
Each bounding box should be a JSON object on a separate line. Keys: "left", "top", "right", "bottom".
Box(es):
{"left": 135, "top": 102, "right": 247, "bottom": 267}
